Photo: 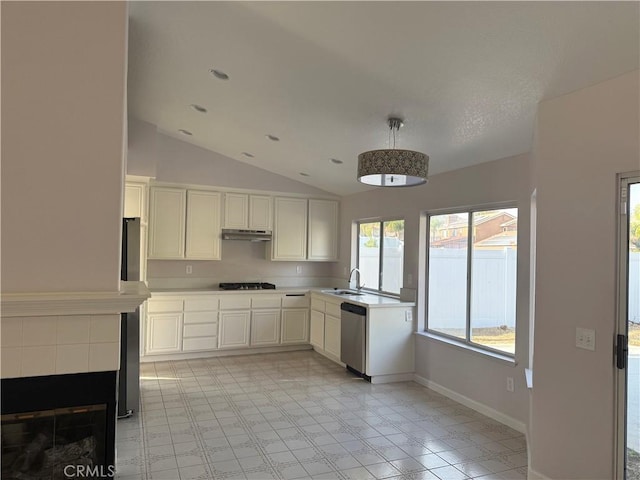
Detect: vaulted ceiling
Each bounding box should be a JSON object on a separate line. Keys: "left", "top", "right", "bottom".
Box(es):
{"left": 127, "top": 2, "right": 639, "bottom": 196}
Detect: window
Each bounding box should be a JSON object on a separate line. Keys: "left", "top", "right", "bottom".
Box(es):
{"left": 357, "top": 219, "right": 404, "bottom": 295}
{"left": 426, "top": 207, "right": 518, "bottom": 355}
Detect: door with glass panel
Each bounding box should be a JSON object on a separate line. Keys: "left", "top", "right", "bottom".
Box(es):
{"left": 617, "top": 174, "right": 640, "bottom": 480}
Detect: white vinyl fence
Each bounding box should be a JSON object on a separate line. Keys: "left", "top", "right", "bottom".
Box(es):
{"left": 428, "top": 248, "right": 517, "bottom": 329}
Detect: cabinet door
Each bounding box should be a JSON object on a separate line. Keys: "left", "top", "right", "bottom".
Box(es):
{"left": 219, "top": 311, "right": 251, "bottom": 348}
{"left": 124, "top": 182, "right": 147, "bottom": 221}
{"left": 308, "top": 199, "right": 339, "bottom": 261}
{"left": 324, "top": 314, "right": 341, "bottom": 358}
{"left": 147, "top": 313, "right": 182, "bottom": 354}
{"left": 272, "top": 197, "right": 307, "bottom": 260}
{"left": 251, "top": 310, "right": 281, "bottom": 346}
{"left": 249, "top": 195, "right": 272, "bottom": 230}
{"left": 223, "top": 193, "right": 248, "bottom": 229}
{"left": 309, "top": 310, "right": 325, "bottom": 348}
{"left": 186, "top": 191, "right": 221, "bottom": 260}
{"left": 281, "top": 309, "right": 309, "bottom": 344}
{"left": 148, "top": 187, "right": 186, "bottom": 259}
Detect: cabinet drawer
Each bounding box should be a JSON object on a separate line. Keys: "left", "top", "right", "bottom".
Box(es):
{"left": 310, "top": 298, "right": 325, "bottom": 312}
{"left": 184, "top": 312, "right": 218, "bottom": 324}
{"left": 183, "top": 337, "right": 217, "bottom": 352}
{"left": 184, "top": 297, "right": 219, "bottom": 312}
{"left": 283, "top": 294, "right": 309, "bottom": 308}
{"left": 147, "top": 298, "right": 183, "bottom": 313}
{"left": 325, "top": 302, "right": 341, "bottom": 318}
{"left": 251, "top": 296, "right": 281, "bottom": 309}
{"left": 184, "top": 323, "right": 218, "bottom": 337}
{"left": 219, "top": 296, "right": 252, "bottom": 310}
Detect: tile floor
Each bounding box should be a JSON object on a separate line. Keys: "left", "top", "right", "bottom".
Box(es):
{"left": 116, "top": 351, "right": 528, "bottom": 480}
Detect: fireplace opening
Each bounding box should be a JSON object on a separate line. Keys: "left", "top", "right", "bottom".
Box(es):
{"left": 2, "top": 404, "right": 107, "bottom": 480}
{"left": 1, "top": 371, "right": 117, "bottom": 479}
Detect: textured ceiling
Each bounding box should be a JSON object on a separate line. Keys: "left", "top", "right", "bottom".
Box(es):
{"left": 127, "top": 2, "right": 639, "bottom": 196}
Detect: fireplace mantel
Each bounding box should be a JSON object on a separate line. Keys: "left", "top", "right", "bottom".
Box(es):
{"left": 1, "top": 281, "right": 150, "bottom": 318}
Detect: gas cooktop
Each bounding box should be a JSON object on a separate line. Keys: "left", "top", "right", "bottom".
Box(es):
{"left": 219, "top": 282, "right": 276, "bottom": 291}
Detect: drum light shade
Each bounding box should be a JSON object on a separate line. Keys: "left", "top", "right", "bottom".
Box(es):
{"left": 357, "top": 118, "right": 428, "bottom": 187}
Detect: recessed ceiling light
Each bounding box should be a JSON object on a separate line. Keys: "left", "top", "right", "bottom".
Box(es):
{"left": 299, "top": 172, "right": 310, "bottom": 177}
{"left": 190, "top": 104, "right": 207, "bottom": 113}
{"left": 241, "top": 152, "right": 255, "bottom": 158}
{"left": 330, "top": 158, "right": 343, "bottom": 165}
{"left": 265, "top": 134, "right": 280, "bottom": 142}
{"left": 178, "top": 129, "right": 193, "bottom": 136}
{"left": 209, "top": 69, "right": 229, "bottom": 80}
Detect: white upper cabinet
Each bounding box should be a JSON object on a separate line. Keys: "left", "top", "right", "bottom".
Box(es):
{"left": 186, "top": 191, "right": 221, "bottom": 260}
{"left": 148, "top": 187, "right": 186, "bottom": 259}
{"left": 148, "top": 187, "right": 221, "bottom": 260}
{"left": 124, "top": 182, "right": 147, "bottom": 222}
{"left": 271, "top": 197, "right": 339, "bottom": 262}
{"left": 249, "top": 195, "right": 272, "bottom": 230}
{"left": 223, "top": 193, "right": 249, "bottom": 229}
{"left": 307, "top": 199, "right": 339, "bottom": 261}
{"left": 224, "top": 193, "right": 272, "bottom": 230}
{"left": 272, "top": 197, "right": 308, "bottom": 261}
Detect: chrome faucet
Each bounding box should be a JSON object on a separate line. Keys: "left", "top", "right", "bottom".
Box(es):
{"left": 349, "top": 268, "right": 365, "bottom": 291}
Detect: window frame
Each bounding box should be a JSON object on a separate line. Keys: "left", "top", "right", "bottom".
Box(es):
{"left": 424, "top": 203, "right": 518, "bottom": 358}
{"left": 356, "top": 218, "right": 405, "bottom": 297}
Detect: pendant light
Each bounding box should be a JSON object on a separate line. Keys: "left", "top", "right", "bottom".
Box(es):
{"left": 357, "top": 117, "right": 428, "bottom": 187}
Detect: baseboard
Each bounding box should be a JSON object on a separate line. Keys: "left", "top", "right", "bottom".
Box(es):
{"left": 141, "top": 344, "right": 313, "bottom": 363}
{"left": 527, "top": 467, "right": 551, "bottom": 479}
{"left": 371, "top": 372, "right": 415, "bottom": 384}
{"left": 413, "top": 374, "right": 527, "bottom": 434}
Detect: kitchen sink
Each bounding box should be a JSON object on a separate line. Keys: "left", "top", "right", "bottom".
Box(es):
{"left": 321, "top": 289, "right": 364, "bottom": 296}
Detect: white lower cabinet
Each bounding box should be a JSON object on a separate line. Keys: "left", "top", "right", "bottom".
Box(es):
{"left": 146, "top": 291, "right": 311, "bottom": 357}
{"left": 324, "top": 314, "right": 341, "bottom": 358}
{"left": 219, "top": 311, "right": 251, "bottom": 348}
{"left": 183, "top": 311, "right": 218, "bottom": 352}
{"left": 281, "top": 309, "right": 309, "bottom": 344}
{"left": 251, "top": 310, "right": 281, "bottom": 346}
{"left": 147, "top": 313, "right": 183, "bottom": 354}
{"left": 310, "top": 293, "right": 342, "bottom": 361}
{"left": 309, "top": 309, "right": 325, "bottom": 349}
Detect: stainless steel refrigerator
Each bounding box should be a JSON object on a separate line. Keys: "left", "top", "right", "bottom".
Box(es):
{"left": 119, "top": 217, "right": 141, "bottom": 418}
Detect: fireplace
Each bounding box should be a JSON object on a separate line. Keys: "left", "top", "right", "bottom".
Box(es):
{"left": 1, "top": 371, "right": 117, "bottom": 479}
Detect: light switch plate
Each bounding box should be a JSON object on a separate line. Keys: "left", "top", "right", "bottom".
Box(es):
{"left": 576, "top": 327, "right": 596, "bottom": 351}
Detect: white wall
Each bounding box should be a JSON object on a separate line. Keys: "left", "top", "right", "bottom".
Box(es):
{"left": 530, "top": 70, "right": 639, "bottom": 478}
{"left": 128, "top": 118, "right": 332, "bottom": 196}
{"left": 1, "top": 2, "right": 128, "bottom": 293}
{"left": 336, "top": 153, "right": 531, "bottom": 426}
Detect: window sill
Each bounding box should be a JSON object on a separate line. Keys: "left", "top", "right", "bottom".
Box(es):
{"left": 415, "top": 331, "right": 517, "bottom": 366}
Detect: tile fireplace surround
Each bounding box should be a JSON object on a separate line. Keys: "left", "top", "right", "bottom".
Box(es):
{"left": 0, "top": 282, "right": 150, "bottom": 477}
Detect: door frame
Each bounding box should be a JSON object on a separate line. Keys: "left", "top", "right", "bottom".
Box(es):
{"left": 615, "top": 171, "right": 640, "bottom": 479}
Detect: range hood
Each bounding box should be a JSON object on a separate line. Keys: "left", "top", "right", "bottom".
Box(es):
{"left": 221, "top": 229, "right": 272, "bottom": 242}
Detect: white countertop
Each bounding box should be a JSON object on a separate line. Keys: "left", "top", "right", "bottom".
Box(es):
{"left": 149, "top": 287, "right": 308, "bottom": 295}
{"left": 149, "top": 287, "right": 414, "bottom": 308}
{"left": 310, "top": 289, "right": 415, "bottom": 308}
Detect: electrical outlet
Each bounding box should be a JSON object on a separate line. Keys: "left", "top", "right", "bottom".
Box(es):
{"left": 576, "top": 327, "right": 596, "bottom": 351}
{"left": 506, "top": 377, "right": 514, "bottom": 392}
{"left": 405, "top": 310, "right": 413, "bottom": 322}
{"left": 186, "top": 265, "right": 193, "bottom": 275}
{"left": 296, "top": 265, "right": 302, "bottom": 274}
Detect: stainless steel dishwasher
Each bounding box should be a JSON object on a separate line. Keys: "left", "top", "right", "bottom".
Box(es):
{"left": 340, "top": 302, "right": 367, "bottom": 377}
